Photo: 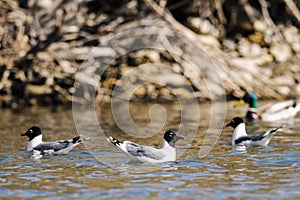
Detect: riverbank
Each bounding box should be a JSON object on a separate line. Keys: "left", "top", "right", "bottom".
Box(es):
{"left": 1, "top": 0, "right": 300, "bottom": 107}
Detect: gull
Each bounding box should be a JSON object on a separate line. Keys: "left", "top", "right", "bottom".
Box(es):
{"left": 107, "top": 130, "right": 184, "bottom": 163}
{"left": 21, "top": 126, "right": 82, "bottom": 155}
{"left": 226, "top": 117, "right": 280, "bottom": 146}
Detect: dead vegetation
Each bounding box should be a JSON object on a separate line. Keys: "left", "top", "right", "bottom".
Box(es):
{"left": 1, "top": 0, "right": 300, "bottom": 107}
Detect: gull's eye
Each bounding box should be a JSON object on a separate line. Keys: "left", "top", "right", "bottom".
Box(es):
{"left": 30, "top": 129, "right": 33, "bottom": 133}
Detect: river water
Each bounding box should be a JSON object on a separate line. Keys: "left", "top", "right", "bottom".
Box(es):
{"left": 0, "top": 102, "right": 300, "bottom": 199}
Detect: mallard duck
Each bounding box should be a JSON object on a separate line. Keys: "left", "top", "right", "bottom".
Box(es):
{"left": 226, "top": 117, "right": 280, "bottom": 146}
{"left": 234, "top": 93, "right": 300, "bottom": 121}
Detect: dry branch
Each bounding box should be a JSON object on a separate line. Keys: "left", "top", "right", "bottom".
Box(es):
{"left": 284, "top": 0, "right": 300, "bottom": 22}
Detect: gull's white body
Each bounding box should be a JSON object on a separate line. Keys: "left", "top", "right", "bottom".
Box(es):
{"left": 232, "top": 123, "right": 247, "bottom": 146}
{"left": 227, "top": 117, "right": 279, "bottom": 146}
{"left": 119, "top": 139, "right": 176, "bottom": 163}
{"left": 27, "top": 134, "right": 80, "bottom": 155}
{"left": 107, "top": 130, "right": 182, "bottom": 164}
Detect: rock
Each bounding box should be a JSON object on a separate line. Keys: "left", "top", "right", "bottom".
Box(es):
{"left": 172, "top": 63, "right": 183, "bottom": 74}
{"left": 283, "top": 26, "right": 297, "bottom": 42}
{"left": 226, "top": 69, "right": 253, "bottom": 91}
{"left": 71, "top": 47, "right": 92, "bottom": 60}
{"left": 230, "top": 55, "right": 274, "bottom": 71}
{"left": 248, "top": 32, "right": 264, "bottom": 45}
{"left": 58, "top": 60, "right": 76, "bottom": 74}
{"left": 239, "top": 22, "right": 253, "bottom": 32}
{"left": 136, "top": 50, "right": 160, "bottom": 63}
{"left": 206, "top": 80, "right": 227, "bottom": 96}
{"left": 270, "top": 43, "right": 292, "bottom": 62}
{"left": 159, "top": 87, "right": 173, "bottom": 100}
{"left": 90, "top": 47, "right": 117, "bottom": 58}
{"left": 37, "top": 52, "right": 54, "bottom": 62}
{"left": 126, "top": 0, "right": 138, "bottom": 14}
{"left": 283, "top": 26, "right": 300, "bottom": 53}
{"left": 172, "top": 88, "right": 193, "bottom": 98}
{"left": 152, "top": 73, "right": 187, "bottom": 86}
{"left": 240, "top": 47, "right": 274, "bottom": 66}
{"left": 133, "top": 85, "right": 147, "bottom": 97}
{"left": 276, "top": 86, "right": 290, "bottom": 96}
{"left": 258, "top": 67, "right": 272, "bottom": 78}
{"left": 198, "top": 35, "right": 220, "bottom": 48}
{"left": 238, "top": 39, "right": 262, "bottom": 57}
{"left": 76, "top": 72, "right": 99, "bottom": 86}
{"left": 187, "top": 17, "right": 219, "bottom": 37}
{"left": 26, "top": 84, "right": 52, "bottom": 95}
{"left": 295, "top": 84, "right": 300, "bottom": 96}
{"left": 256, "top": 53, "right": 273, "bottom": 65}
{"left": 230, "top": 57, "right": 259, "bottom": 71}
{"left": 222, "top": 39, "right": 236, "bottom": 51}
{"left": 272, "top": 75, "right": 295, "bottom": 86}
{"left": 253, "top": 20, "right": 268, "bottom": 32}
{"left": 37, "top": 0, "right": 54, "bottom": 9}
{"left": 146, "top": 84, "right": 156, "bottom": 95}
{"left": 292, "top": 42, "right": 300, "bottom": 53}
{"left": 46, "top": 76, "right": 54, "bottom": 86}
{"left": 250, "top": 43, "right": 262, "bottom": 57}
{"left": 290, "top": 65, "right": 300, "bottom": 73}
{"left": 120, "top": 66, "right": 133, "bottom": 75}
{"left": 61, "top": 25, "right": 80, "bottom": 34}
{"left": 225, "top": 50, "right": 239, "bottom": 58}
{"left": 149, "top": 90, "right": 159, "bottom": 99}
{"left": 263, "top": 29, "right": 274, "bottom": 45}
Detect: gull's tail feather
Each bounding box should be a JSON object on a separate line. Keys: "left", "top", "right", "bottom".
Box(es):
{"left": 107, "top": 136, "right": 122, "bottom": 147}
{"left": 72, "top": 136, "right": 81, "bottom": 143}
{"left": 265, "top": 126, "right": 282, "bottom": 137}
{"left": 71, "top": 135, "right": 92, "bottom": 143}
{"left": 270, "top": 127, "right": 280, "bottom": 134}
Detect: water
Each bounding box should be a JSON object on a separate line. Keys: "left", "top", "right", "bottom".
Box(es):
{"left": 1, "top": 102, "right": 300, "bottom": 199}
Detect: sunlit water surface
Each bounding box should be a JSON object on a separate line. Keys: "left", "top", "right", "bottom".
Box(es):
{"left": 0, "top": 102, "right": 300, "bottom": 199}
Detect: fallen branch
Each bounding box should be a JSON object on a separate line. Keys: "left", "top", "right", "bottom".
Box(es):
{"left": 283, "top": 0, "right": 300, "bottom": 22}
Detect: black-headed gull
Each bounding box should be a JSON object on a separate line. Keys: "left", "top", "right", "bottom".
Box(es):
{"left": 21, "top": 126, "right": 82, "bottom": 155}
{"left": 226, "top": 117, "right": 280, "bottom": 146}
{"left": 107, "top": 130, "right": 184, "bottom": 163}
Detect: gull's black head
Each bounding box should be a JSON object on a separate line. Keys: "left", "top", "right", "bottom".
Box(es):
{"left": 163, "top": 130, "right": 184, "bottom": 147}
{"left": 225, "top": 117, "right": 244, "bottom": 128}
{"left": 21, "top": 126, "right": 42, "bottom": 141}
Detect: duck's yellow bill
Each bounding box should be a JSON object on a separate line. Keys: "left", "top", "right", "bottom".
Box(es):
{"left": 234, "top": 99, "right": 245, "bottom": 107}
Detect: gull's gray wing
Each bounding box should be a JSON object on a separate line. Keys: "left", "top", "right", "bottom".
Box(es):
{"left": 33, "top": 140, "right": 71, "bottom": 152}
{"left": 125, "top": 142, "right": 165, "bottom": 160}
{"left": 235, "top": 127, "right": 279, "bottom": 145}
{"left": 235, "top": 132, "right": 267, "bottom": 144}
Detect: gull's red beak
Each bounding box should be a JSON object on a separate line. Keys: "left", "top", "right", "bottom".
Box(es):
{"left": 20, "top": 132, "right": 27, "bottom": 136}
{"left": 177, "top": 135, "right": 184, "bottom": 140}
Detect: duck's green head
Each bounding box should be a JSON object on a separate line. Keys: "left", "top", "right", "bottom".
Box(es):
{"left": 234, "top": 93, "right": 258, "bottom": 108}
